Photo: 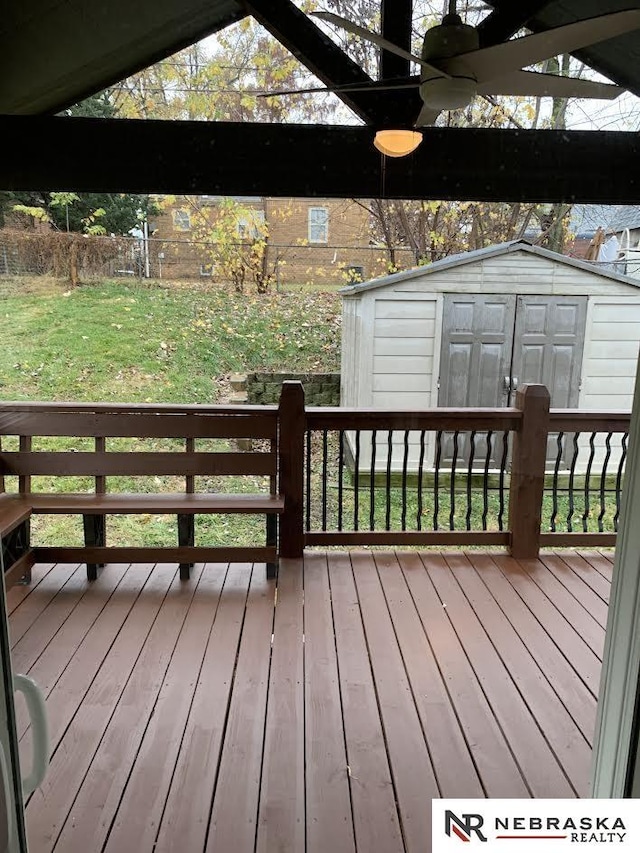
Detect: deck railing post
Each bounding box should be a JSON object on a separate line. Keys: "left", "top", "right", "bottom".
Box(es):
{"left": 278, "top": 381, "right": 305, "bottom": 559}
{"left": 509, "top": 384, "right": 550, "bottom": 559}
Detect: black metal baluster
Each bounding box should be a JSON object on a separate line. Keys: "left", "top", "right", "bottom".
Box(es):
{"left": 582, "top": 433, "right": 596, "bottom": 533}
{"left": 598, "top": 433, "right": 612, "bottom": 533}
{"left": 369, "top": 429, "right": 377, "bottom": 531}
{"left": 305, "top": 429, "right": 311, "bottom": 532}
{"left": 401, "top": 430, "right": 410, "bottom": 531}
{"left": 482, "top": 431, "right": 492, "bottom": 531}
{"left": 337, "top": 429, "right": 344, "bottom": 532}
{"left": 354, "top": 430, "right": 360, "bottom": 532}
{"left": 449, "top": 430, "right": 459, "bottom": 531}
{"left": 614, "top": 433, "right": 628, "bottom": 532}
{"left": 498, "top": 431, "right": 509, "bottom": 532}
{"left": 466, "top": 431, "right": 476, "bottom": 531}
{"left": 434, "top": 431, "right": 442, "bottom": 531}
{"left": 566, "top": 432, "right": 580, "bottom": 533}
{"left": 321, "top": 429, "right": 328, "bottom": 531}
{"left": 550, "top": 432, "right": 564, "bottom": 533}
{"left": 417, "top": 430, "right": 426, "bottom": 531}
{"left": 385, "top": 429, "right": 393, "bottom": 531}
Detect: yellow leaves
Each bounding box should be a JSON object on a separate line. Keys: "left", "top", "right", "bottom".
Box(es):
{"left": 13, "top": 204, "right": 51, "bottom": 223}
{"left": 156, "top": 195, "right": 176, "bottom": 211}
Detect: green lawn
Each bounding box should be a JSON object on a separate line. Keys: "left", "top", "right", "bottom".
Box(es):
{"left": 0, "top": 276, "right": 342, "bottom": 547}
{"left": 0, "top": 277, "right": 341, "bottom": 403}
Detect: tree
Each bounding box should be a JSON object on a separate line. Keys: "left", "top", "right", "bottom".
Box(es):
{"left": 185, "top": 197, "right": 282, "bottom": 294}
{"left": 111, "top": 20, "right": 335, "bottom": 124}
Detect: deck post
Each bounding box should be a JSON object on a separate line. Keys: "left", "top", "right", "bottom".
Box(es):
{"left": 278, "top": 381, "right": 305, "bottom": 559}
{"left": 508, "top": 383, "right": 550, "bottom": 559}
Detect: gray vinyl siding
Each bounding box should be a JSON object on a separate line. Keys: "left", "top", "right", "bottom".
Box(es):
{"left": 341, "top": 246, "right": 640, "bottom": 473}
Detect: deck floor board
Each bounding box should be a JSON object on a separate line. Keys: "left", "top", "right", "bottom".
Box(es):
{"left": 7, "top": 549, "right": 610, "bottom": 853}
{"left": 351, "top": 551, "right": 439, "bottom": 851}
{"left": 423, "top": 553, "right": 575, "bottom": 798}
{"left": 374, "top": 552, "right": 484, "bottom": 798}
{"left": 444, "top": 553, "right": 591, "bottom": 796}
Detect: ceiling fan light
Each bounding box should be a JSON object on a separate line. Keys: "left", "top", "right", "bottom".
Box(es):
{"left": 420, "top": 76, "right": 477, "bottom": 110}
{"left": 373, "top": 129, "right": 423, "bottom": 157}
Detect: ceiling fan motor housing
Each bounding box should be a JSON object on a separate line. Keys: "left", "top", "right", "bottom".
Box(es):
{"left": 420, "top": 15, "right": 478, "bottom": 110}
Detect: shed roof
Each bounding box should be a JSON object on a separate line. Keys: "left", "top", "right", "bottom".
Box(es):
{"left": 339, "top": 239, "right": 640, "bottom": 296}
{"left": 570, "top": 205, "right": 640, "bottom": 236}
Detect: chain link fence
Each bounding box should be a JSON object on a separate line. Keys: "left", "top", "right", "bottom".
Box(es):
{"left": 0, "top": 230, "right": 416, "bottom": 286}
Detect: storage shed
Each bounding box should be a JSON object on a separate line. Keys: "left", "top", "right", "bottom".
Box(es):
{"left": 340, "top": 239, "right": 640, "bottom": 471}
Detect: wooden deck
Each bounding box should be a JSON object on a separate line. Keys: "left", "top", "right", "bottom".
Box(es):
{"left": 7, "top": 549, "right": 612, "bottom": 853}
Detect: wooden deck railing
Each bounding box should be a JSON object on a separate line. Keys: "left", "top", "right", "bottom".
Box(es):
{"left": 0, "top": 382, "right": 631, "bottom": 579}
{"left": 298, "top": 382, "right": 630, "bottom": 559}
{"left": 0, "top": 400, "right": 283, "bottom": 584}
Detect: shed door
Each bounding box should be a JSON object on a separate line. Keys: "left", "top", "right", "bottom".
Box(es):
{"left": 439, "top": 294, "right": 516, "bottom": 408}
{"left": 511, "top": 294, "right": 587, "bottom": 465}
{"left": 511, "top": 295, "right": 587, "bottom": 408}
{"left": 439, "top": 295, "right": 516, "bottom": 465}
{"left": 439, "top": 293, "right": 587, "bottom": 465}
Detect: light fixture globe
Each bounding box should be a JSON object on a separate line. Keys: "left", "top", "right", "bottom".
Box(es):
{"left": 373, "top": 129, "right": 423, "bottom": 158}
{"left": 419, "top": 75, "right": 477, "bottom": 111}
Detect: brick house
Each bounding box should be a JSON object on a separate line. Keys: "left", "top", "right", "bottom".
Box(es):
{"left": 150, "top": 195, "right": 413, "bottom": 285}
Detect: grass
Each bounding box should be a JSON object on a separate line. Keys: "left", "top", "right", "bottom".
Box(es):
{"left": 0, "top": 276, "right": 341, "bottom": 403}
{"left": 0, "top": 275, "right": 341, "bottom": 547}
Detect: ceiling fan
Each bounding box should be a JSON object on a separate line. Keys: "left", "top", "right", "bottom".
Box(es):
{"left": 261, "top": 2, "right": 640, "bottom": 132}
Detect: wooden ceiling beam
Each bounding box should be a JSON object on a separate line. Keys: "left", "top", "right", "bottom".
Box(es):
{"left": 244, "top": 0, "right": 421, "bottom": 125}
{"left": 380, "top": 0, "right": 413, "bottom": 79}
{"left": 477, "top": 0, "right": 552, "bottom": 47}
{"left": 243, "top": 0, "right": 376, "bottom": 123}
{"left": 2, "top": 115, "right": 640, "bottom": 204}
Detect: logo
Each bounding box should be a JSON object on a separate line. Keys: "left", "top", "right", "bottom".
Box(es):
{"left": 445, "top": 810, "right": 488, "bottom": 843}
{"left": 433, "top": 800, "right": 640, "bottom": 851}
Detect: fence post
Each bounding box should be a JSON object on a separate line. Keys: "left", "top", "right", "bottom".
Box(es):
{"left": 509, "top": 383, "right": 550, "bottom": 559}
{"left": 278, "top": 381, "right": 305, "bottom": 559}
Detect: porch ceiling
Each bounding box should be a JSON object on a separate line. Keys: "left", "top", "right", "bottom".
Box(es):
{"left": 2, "top": 0, "right": 640, "bottom": 201}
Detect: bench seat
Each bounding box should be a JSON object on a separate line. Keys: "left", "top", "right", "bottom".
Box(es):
{"left": 0, "top": 494, "right": 32, "bottom": 537}
{"left": 0, "top": 495, "right": 34, "bottom": 587}
{"left": 25, "top": 493, "right": 285, "bottom": 515}
{"left": 1, "top": 492, "right": 284, "bottom": 586}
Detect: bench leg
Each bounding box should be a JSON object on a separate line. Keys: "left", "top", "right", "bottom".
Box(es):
{"left": 178, "top": 514, "right": 194, "bottom": 580}
{"left": 2, "top": 520, "right": 31, "bottom": 583}
{"left": 83, "top": 514, "right": 105, "bottom": 581}
{"left": 266, "top": 514, "right": 278, "bottom": 580}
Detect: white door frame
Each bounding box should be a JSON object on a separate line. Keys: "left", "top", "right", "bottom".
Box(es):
{"left": 591, "top": 360, "right": 640, "bottom": 796}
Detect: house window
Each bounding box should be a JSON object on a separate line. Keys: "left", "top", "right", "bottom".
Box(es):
{"left": 237, "top": 210, "right": 266, "bottom": 240}
{"left": 308, "top": 207, "right": 329, "bottom": 243}
{"left": 173, "top": 210, "right": 191, "bottom": 231}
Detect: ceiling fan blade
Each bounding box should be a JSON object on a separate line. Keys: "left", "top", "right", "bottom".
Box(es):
{"left": 414, "top": 104, "right": 442, "bottom": 127}
{"left": 445, "top": 10, "right": 640, "bottom": 83}
{"left": 476, "top": 70, "right": 624, "bottom": 100}
{"left": 312, "top": 11, "right": 449, "bottom": 79}
{"left": 256, "top": 77, "right": 421, "bottom": 98}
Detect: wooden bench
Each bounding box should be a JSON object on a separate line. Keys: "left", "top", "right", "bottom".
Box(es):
{"left": 0, "top": 398, "right": 287, "bottom": 587}
{"left": 0, "top": 494, "right": 34, "bottom": 587}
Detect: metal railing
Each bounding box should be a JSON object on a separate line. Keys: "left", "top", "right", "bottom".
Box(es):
{"left": 300, "top": 387, "right": 631, "bottom": 554}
